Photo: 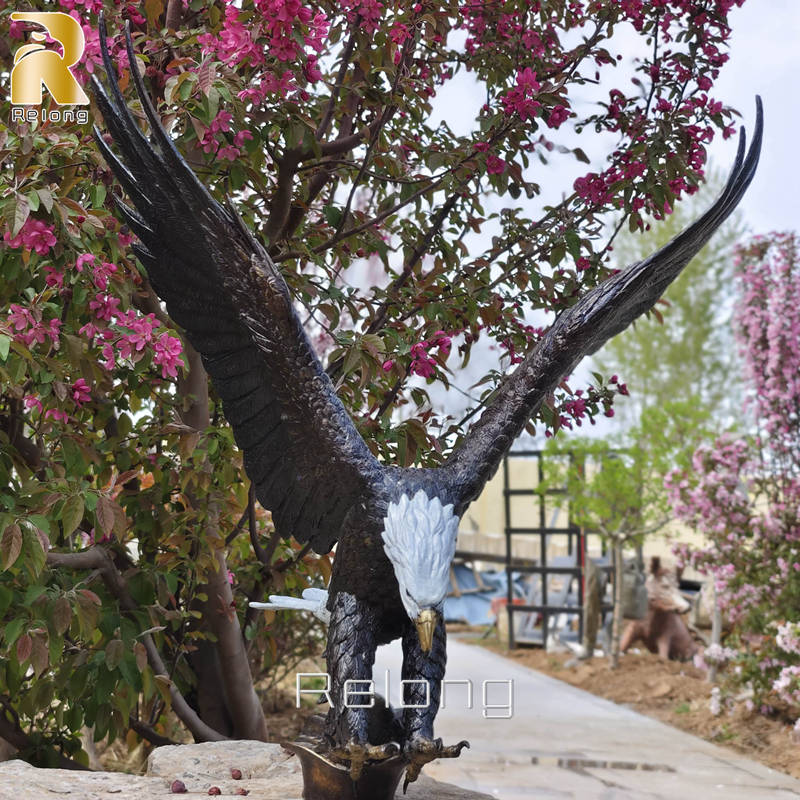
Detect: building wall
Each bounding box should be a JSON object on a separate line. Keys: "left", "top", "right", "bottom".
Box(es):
{"left": 456, "top": 454, "right": 707, "bottom": 574}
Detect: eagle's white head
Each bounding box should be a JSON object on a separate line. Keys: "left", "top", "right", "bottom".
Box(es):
{"left": 381, "top": 490, "right": 459, "bottom": 654}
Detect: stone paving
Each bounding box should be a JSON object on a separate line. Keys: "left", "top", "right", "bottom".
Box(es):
{"left": 374, "top": 638, "right": 800, "bottom": 799}
{"left": 0, "top": 740, "right": 492, "bottom": 799}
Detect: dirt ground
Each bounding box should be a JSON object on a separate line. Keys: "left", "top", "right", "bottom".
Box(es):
{"left": 471, "top": 635, "right": 800, "bottom": 780}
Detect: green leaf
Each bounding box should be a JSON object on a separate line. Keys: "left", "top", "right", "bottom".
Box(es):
{"left": 549, "top": 243, "right": 566, "bottom": 267}
{"left": 0, "top": 334, "right": 10, "bottom": 362}
{"left": 30, "top": 633, "right": 48, "bottom": 676}
{"left": 36, "top": 188, "right": 53, "bottom": 213}
{"left": 117, "top": 654, "right": 140, "bottom": 690}
{"left": 23, "top": 585, "right": 46, "bottom": 606}
{"left": 95, "top": 496, "right": 114, "bottom": 538}
{"left": 105, "top": 639, "right": 124, "bottom": 671}
{"left": 12, "top": 195, "right": 29, "bottom": 237}
{"left": 1, "top": 524, "right": 22, "bottom": 570}
{"left": 23, "top": 525, "right": 47, "bottom": 576}
{"left": 91, "top": 184, "right": 107, "bottom": 209}
{"left": 134, "top": 641, "right": 148, "bottom": 672}
{"left": 573, "top": 147, "right": 591, "bottom": 164}
{"left": 4, "top": 618, "right": 25, "bottom": 648}
{"left": 16, "top": 633, "right": 32, "bottom": 664}
{"left": 323, "top": 205, "right": 342, "bottom": 227}
{"left": 0, "top": 586, "right": 13, "bottom": 618}
{"left": 229, "top": 162, "right": 246, "bottom": 191}
{"left": 61, "top": 495, "right": 84, "bottom": 537}
{"left": 144, "top": 0, "right": 164, "bottom": 26}
{"left": 565, "top": 230, "right": 582, "bottom": 261}
{"left": 48, "top": 633, "right": 63, "bottom": 668}
{"left": 61, "top": 438, "right": 86, "bottom": 475}
{"left": 53, "top": 596, "right": 72, "bottom": 636}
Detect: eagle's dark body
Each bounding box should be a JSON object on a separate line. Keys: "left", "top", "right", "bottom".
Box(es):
{"left": 91, "top": 20, "right": 762, "bottom": 788}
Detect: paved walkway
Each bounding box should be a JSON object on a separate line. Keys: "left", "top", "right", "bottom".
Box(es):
{"left": 373, "top": 638, "right": 800, "bottom": 799}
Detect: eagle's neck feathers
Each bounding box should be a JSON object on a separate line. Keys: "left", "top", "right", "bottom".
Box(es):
{"left": 381, "top": 490, "right": 459, "bottom": 620}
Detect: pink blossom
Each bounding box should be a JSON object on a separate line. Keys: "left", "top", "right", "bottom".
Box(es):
{"left": 152, "top": 333, "right": 184, "bottom": 379}
{"left": 92, "top": 261, "right": 118, "bottom": 291}
{"left": 71, "top": 378, "right": 91, "bottom": 406}
{"left": 23, "top": 395, "right": 43, "bottom": 414}
{"left": 4, "top": 218, "right": 57, "bottom": 255}
{"left": 547, "top": 105, "right": 570, "bottom": 129}
{"left": 89, "top": 293, "right": 121, "bottom": 322}
{"left": 44, "top": 267, "right": 65, "bottom": 288}
{"left": 75, "top": 253, "right": 95, "bottom": 272}
{"left": 45, "top": 408, "right": 70, "bottom": 424}
{"left": 486, "top": 155, "right": 506, "bottom": 175}
{"left": 199, "top": 6, "right": 266, "bottom": 68}
{"left": 234, "top": 130, "right": 254, "bottom": 148}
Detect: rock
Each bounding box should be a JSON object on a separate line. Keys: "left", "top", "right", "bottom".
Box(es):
{"left": 0, "top": 759, "right": 165, "bottom": 799}
{"left": 0, "top": 741, "right": 493, "bottom": 799}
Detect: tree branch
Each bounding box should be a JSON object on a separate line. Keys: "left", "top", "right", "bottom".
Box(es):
{"left": 324, "top": 191, "right": 459, "bottom": 382}
{"left": 176, "top": 340, "right": 209, "bottom": 432}
{"left": 264, "top": 150, "right": 302, "bottom": 243}
{"left": 0, "top": 700, "right": 88, "bottom": 770}
{"left": 0, "top": 411, "right": 43, "bottom": 474}
{"left": 46, "top": 547, "right": 228, "bottom": 743}
{"left": 129, "top": 717, "right": 177, "bottom": 747}
{"left": 365, "top": 192, "right": 459, "bottom": 336}
{"left": 247, "top": 482, "right": 269, "bottom": 565}
{"left": 203, "top": 547, "right": 268, "bottom": 740}
{"left": 333, "top": 105, "right": 398, "bottom": 238}
{"left": 225, "top": 505, "right": 250, "bottom": 546}
{"left": 315, "top": 21, "right": 360, "bottom": 141}
{"left": 276, "top": 171, "right": 448, "bottom": 264}
{"left": 165, "top": 0, "right": 183, "bottom": 30}
{"left": 132, "top": 279, "right": 172, "bottom": 327}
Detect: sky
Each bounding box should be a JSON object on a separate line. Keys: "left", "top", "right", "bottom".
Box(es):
{"left": 421, "top": 2, "right": 800, "bottom": 439}
{"left": 706, "top": 1, "right": 800, "bottom": 233}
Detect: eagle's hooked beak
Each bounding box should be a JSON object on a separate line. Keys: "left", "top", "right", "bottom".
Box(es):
{"left": 415, "top": 608, "right": 438, "bottom": 654}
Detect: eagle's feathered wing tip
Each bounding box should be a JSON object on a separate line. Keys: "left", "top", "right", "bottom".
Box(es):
{"left": 250, "top": 592, "right": 331, "bottom": 624}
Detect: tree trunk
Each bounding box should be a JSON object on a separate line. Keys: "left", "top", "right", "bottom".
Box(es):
{"left": 709, "top": 583, "right": 722, "bottom": 683}
{"left": 177, "top": 343, "right": 267, "bottom": 740}
{"left": 165, "top": 0, "right": 183, "bottom": 30}
{"left": 204, "top": 548, "right": 268, "bottom": 741}
{"left": 610, "top": 537, "right": 623, "bottom": 669}
{"left": 581, "top": 557, "right": 599, "bottom": 660}
{"left": 186, "top": 641, "right": 234, "bottom": 737}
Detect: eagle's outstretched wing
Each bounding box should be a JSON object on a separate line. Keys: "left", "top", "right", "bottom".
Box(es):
{"left": 91, "top": 21, "right": 381, "bottom": 554}
{"left": 443, "top": 98, "right": 763, "bottom": 507}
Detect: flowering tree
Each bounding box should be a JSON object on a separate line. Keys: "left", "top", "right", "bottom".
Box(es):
{"left": 668, "top": 232, "right": 800, "bottom": 731}
{"left": 1, "top": 0, "right": 749, "bottom": 765}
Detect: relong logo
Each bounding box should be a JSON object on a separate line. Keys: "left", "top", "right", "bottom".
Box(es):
{"left": 10, "top": 12, "right": 89, "bottom": 106}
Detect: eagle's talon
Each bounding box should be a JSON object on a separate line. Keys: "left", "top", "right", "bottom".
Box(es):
{"left": 330, "top": 740, "right": 400, "bottom": 781}
{"left": 402, "top": 736, "right": 470, "bottom": 790}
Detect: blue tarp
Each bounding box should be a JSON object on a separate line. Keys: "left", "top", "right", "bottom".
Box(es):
{"left": 443, "top": 564, "right": 523, "bottom": 625}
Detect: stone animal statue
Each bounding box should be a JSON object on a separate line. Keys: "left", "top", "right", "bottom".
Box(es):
{"left": 620, "top": 556, "right": 697, "bottom": 661}
{"left": 90, "top": 16, "right": 761, "bottom": 790}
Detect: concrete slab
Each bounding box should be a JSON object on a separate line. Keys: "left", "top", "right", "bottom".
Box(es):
{"left": 373, "top": 638, "right": 800, "bottom": 799}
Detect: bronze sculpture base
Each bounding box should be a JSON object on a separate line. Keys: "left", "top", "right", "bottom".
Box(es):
{"left": 282, "top": 741, "right": 407, "bottom": 800}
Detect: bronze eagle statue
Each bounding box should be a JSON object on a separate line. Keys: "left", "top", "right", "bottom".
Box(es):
{"left": 91, "top": 19, "right": 762, "bottom": 792}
